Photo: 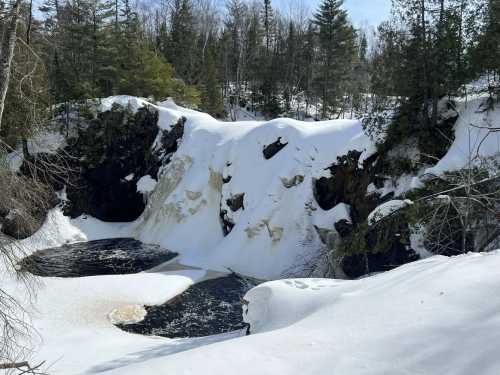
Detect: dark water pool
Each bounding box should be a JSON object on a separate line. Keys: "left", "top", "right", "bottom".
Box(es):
{"left": 117, "top": 273, "right": 260, "bottom": 338}
{"left": 20, "top": 238, "right": 261, "bottom": 338}
{"left": 20, "top": 238, "right": 178, "bottom": 277}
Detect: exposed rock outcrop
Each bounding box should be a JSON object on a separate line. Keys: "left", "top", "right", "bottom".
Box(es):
{"left": 313, "top": 150, "right": 419, "bottom": 278}
{"left": 22, "top": 104, "right": 185, "bottom": 223}
{"left": 263, "top": 137, "right": 288, "bottom": 160}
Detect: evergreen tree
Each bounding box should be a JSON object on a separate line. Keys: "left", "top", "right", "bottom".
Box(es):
{"left": 166, "top": 0, "right": 197, "bottom": 84}
{"left": 470, "top": 0, "right": 500, "bottom": 80}
{"left": 200, "top": 50, "right": 224, "bottom": 117}
{"left": 313, "top": 0, "right": 356, "bottom": 119}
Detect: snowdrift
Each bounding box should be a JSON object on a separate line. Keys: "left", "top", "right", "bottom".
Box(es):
{"left": 97, "top": 250, "right": 500, "bottom": 375}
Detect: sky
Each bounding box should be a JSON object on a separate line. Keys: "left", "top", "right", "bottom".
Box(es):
{"left": 32, "top": 0, "right": 392, "bottom": 29}
{"left": 274, "top": 0, "right": 392, "bottom": 27}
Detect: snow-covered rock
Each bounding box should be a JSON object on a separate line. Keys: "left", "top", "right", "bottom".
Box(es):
{"left": 425, "top": 95, "right": 500, "bottom": 176}
{"left": 367, "top": 199, "right": 413, "bottom": 226}
{"left": 131, "top": 100, "right": 376, "bottom": 279}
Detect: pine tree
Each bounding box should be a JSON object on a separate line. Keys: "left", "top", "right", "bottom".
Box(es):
{"left": 313, "top": 0, "right": 356, "bottom": 119}
{"left": 166, "top": 0, "right": 197, "bottom": 84}
{"left": 470, "top": 0, "right": 500, "bottom": 80}
{"left": 245, "top": 7, "right": 263, "bottom": 113}
{"left": 201, "top": 50, "right": 224, "bottom": 117}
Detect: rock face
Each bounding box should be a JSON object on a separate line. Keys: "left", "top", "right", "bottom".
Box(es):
{"left": 313, "top": 150, "right": 419, "bottom": 277}
{"left": 63, "top": 105, "right": 161, "bottom": 221}
{"left": 23, "top": 104, "right": 186, "bottom": 223}
{"left": 158, "top": 116, "right": 186, "bottom": 162}
{"left": 314, "top": 150, "right": 380, "bottom": 222}
{"left": 341, "top": 218, "right": 420, "bottom": 279}
{"left": 0, "top": 173, "right": 56, "bottom": 239}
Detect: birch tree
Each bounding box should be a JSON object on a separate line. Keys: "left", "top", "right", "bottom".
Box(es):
{"left": 0, "top": 0, "right": 22, "bottom": 131}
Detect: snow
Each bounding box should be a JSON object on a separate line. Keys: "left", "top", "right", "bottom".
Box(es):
{"left": 5, "top": 217, "right": 500, "bottom": 375}
{"left": 410, "top": 226, "right": 433, "bottom": 258}
{"left": 0, "top": 267, "right": 206, "bottom": 374}
{"left": 130, "top": 103, "right": 375, "bottom": 279}
{"left": 92, "top": 251, "right": 500, "bottom": 375}
{"left": 98, "top": 95, "right": 153, "bottom": 113}
{"left": 27, "top": 131, "right": 67, "bottom": 155}
{"left": 4, "top": 96, "right": 376, "bottom": 280}
{"left": 313, "top": 203, "right": 352, "bottom": 230}
{"left": 13, "top": 209, "right": 134, "bottom": 257}
{"left": 136, "top": 175, "right": 158, "bottom": 194}
{"left": 5, "top": 150, "right": 23, "bottom": 172}
{"left": 3, "top": 129, "right": 66, "bottom": 172}
{"left": 2, "top": 95, "right": 500, "bottom": 375}
{"left": 124, "top": 173, "right": 134, "bottom": 181}
{"left": 425, "top": 95, "right": 500, "bottom": 176}
{"left": 367, "top": 199, "right": 413, "bottom": 226}
{"left": 108, "top": 304, "right": 147, "bottom": 325}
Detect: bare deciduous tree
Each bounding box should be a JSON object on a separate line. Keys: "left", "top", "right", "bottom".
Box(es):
{"left": 0, "top": 0, "right": 22, "bottom": 131}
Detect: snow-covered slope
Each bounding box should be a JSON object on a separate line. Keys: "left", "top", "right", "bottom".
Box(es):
{"left": 92, "top": 250, "right": 500, "bottom": 375}
{"left": 426, "top": 94, "right": 500, "bottom": 176}
{"left": 121, "top": 98, "right": 376, "bottom": 279}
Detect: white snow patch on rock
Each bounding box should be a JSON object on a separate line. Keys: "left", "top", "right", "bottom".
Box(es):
{"left": 137, "top": 175, "right": 158, "bottom": 194}
{"left": 367, "top": 199, "right": 413, "bottom": 226}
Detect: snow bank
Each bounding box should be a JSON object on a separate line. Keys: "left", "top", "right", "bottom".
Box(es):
{"left": 126, "top": 100, "right": 376, "bottom": 279}
{"left": 95, "top": 250, "right": 500, "bottom": 375}
{"left": 425, "top": 95, "right": 500, "bottom": 176}
{"left": 0, "top": 266, "right": 206, "bottom": 374}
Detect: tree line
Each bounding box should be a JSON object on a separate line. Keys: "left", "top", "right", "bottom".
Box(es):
{"left": 0, "top": 0, "right": 499, "bottom": 139}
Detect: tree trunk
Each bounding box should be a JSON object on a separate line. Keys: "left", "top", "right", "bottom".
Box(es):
{"left": 0, "top": 0, "right": 21, "bottom": 132}
{"left": 431, "top": 0, "right": 445, "bottom": 128}
{"left": 420, "top": 0, "right": 430, "bottom": 127}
